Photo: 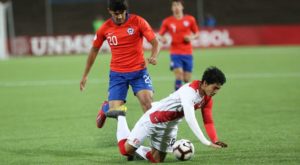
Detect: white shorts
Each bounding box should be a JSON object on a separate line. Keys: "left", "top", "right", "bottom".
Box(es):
{"left": 127, "top": 111, "right": 178, "bottom": 153}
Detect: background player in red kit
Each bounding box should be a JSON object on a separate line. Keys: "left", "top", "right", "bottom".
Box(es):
{"left": 109, "top": 66, "right": 228, "bottom": 163}
{"left": 159, "top": 0, "right": 200, "bottom": 90}
{"left": 79, "top": 0, "right": 160, "bottom": 128}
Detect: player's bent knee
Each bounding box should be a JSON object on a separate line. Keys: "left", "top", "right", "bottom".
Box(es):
{"left": 143, "top": 102, "right": 152, "bottom": 111}
{"left": 118, "top": 139, "right": 136, "bottom": 156}
{"left": 125, "top": 143, "right": 136, "bottom": 155}
{"left": 118, "top": 139, "right": 129, "bottom": 156}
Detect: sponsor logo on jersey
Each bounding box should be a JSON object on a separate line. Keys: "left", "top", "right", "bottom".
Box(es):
{"left": 127, "top": 28, "right": 134, "bottom": 35}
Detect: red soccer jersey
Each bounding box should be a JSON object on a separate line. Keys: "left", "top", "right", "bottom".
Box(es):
{"left": 93, "top": 14, "right": 156, "bottom": 72}
{"left": 159, "top": 15, "right": 199, "bottom": 55}
{"left": 190, "top": 80, "right": 219, "bottom": 143}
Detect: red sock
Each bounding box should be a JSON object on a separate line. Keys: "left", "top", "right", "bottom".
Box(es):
{"left": 118, "top": 139, "right": 129, "bottom": 156}
{"left": 146, "top": 151, "right": 158, "bottom": 163}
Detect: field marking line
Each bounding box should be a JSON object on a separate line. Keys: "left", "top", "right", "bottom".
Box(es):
{"left": 0, "top": 72, "right": 300, "bottom": 87}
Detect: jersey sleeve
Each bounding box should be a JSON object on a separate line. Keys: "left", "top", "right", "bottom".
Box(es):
{"left": 92, "top": 27, "right": 106, "bottom": 48}
{"left": 158, "top": 19, "right": 168, "bottom": 35}
{"left": 178, "top": 86, "right": 212, "bottom": 146}
{"left": 190, "top": 16, "right": 199, "bottom": 33}
{"left": 201, "top": 98, "right": 218, "bottom": 143}
{"left": 138, "top": 17, "right": 156, "bottom": 42}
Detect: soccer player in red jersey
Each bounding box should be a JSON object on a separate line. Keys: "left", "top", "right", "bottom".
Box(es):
{"left": 159, "top": 0, "right": 200, "bottom": 91}
{"left": 110, "top": 66, "right": 228, "bottom": 162}
{"left": 80, "top": 0, "right": 160, "bottom": 128}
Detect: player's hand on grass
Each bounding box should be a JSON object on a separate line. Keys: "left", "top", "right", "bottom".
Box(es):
{"left": 210, "top": 143, "right": 222, "bottom": 149}
{"left": 147, "top": 56, "right": 157, "bottom": 65}
{"left": 80, "top": 76, "right": 88, "bottom": 91}
{"left": 215, "top": 141, "right": 228, "bottom": 148}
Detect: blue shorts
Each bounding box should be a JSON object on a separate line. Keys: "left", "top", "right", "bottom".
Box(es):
{"left": 170, "top": 54, "right": 193, "bottom": 72}
{"left": 108, "top": 69, "right": 153, "bottom": 101}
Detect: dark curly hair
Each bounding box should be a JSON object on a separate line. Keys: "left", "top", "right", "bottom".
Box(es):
{"left": 172, "top": 0, "right": 184, "bottom": 5}
{"left": 108, "top": 0, "right": 128, "bottom": 12}
{"left": 202, "top": 66, "right": 226, "bottom": 85}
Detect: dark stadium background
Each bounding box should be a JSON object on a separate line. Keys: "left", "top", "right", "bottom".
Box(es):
{"left": 1, "top": 0, "right": 300, "bottom": 35}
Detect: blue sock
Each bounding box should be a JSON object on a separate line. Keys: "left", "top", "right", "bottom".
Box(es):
{"left": 102, "top": 102, "right": 109, "bottom": 113}
{"left": 175, "top": 79, "right": 182, "bottom": 91}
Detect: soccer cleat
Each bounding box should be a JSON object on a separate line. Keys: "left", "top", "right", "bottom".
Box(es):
{"left": 105, "top": 105, "right": 127, "bottom": 118}
{"left": 96, "top": 101, "right": 109, "bottom": 128}
{"left": 127, "top": 154, "right": 145, "bottom": 161}
{"left": 127, "top": 155, "right": 134, "bottom": 161}
{"left": 135, "top": 146, "right": 151, "bottom": 160}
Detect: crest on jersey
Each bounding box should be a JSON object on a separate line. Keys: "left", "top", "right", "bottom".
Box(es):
{"left": 183, "top": 21, "right": 190, "bottom": 27}
{"left": 127, "top": 27, "right": 134, "bottom": 35}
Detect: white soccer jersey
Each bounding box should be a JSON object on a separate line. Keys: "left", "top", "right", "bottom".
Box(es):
{"left": 148, "top": 83, "right": 202, "bottom": 125}
{"left": 127, "top": 81, "right": 212, "bottom": 152}
{"left": 147, "top": 81, "right": 211, "bottom": 146}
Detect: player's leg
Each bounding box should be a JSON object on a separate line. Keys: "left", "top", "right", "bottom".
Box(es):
{"left": 116, "top": 115, "right": 137, "bottom": 156}
{"left": 96, "top": 100, "right": 109, "bottom": 128}
{"left": 135, "top": 145, "right": 151, "bottom": 159}
{"left": 96, "top": 71, "right": 129, "bottom": 128}
{"left": 171, "top": 55, "right": 184, "bottom": 90}
{"left": 134, "top": 146, "right": 167, "bottom": 163}
{"left": 183, "top": 72, "right": 192, "bottom": 83}
{"left": 114, "top": 112, "right": 142, "bottom": 162}
{"left": 136, "top": 90, "right": 153, "bottom": 112}
{"left": 107, "top": 70, "right": 130, "bottom": 117}
{"left": 183, "top": 55, "right": 193, "bottom": 83}
{"left": 119, "top": 113, "right": 150, "bottom": 158}
{"left": 96, "top": 100, "right": 127, "bottom": 128}
{"left": 148, "top": 126, "right": 178, "bottom": 162}
{"left": 173, "top": 68, "right": 184, "bottom": 90}
{"left": 148, "top": 148, "right": 167, "bottom": 163}
{"left": 130, "top": 69, "right": 154, "bottom": 112}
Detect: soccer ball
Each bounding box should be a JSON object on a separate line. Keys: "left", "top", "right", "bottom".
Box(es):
{"left": 172, "top": 139, "right": 195, "bottom": 161}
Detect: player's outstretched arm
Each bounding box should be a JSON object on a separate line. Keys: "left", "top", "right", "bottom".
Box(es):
{"left": 183, "top": 103, "right": 221, "bottom": 149}
{"left": 202, "top": 99, "right": 228, "bottom": 148}
{"left": 179, "top": 87, "right": 212, "bottom": 147}
{"left": 183, "top": 104, "right": 212, "bottom": 146}
{"left": 80, "top": 47, "right": 100, "bottom": 91}
{"left": 147, "top": 37, "right": 160, "bottom": 65}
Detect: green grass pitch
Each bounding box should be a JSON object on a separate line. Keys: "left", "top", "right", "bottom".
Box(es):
{"left": 0, "top": 46, "right": 300, "bottom": 164}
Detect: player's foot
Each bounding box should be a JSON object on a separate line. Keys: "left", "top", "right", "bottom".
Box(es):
{"left": 127, "top": 154, "right": 144, "bottom": 161}
{"left": 127, "top": 155, "right": 134, "bottom": 161}
{"left": 105, "top": 105, "right": 127, "bottom": 118}
{"left": 135, "top": 146, "right": 151, "bottom": 160}
{"left": 96, "top": 101, "right": 109, "bottom": 128}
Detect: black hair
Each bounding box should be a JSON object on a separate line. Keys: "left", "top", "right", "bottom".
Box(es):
{"left": 172, "top": 0, "right": 184, "bottom": 5}
{"left": 108, "top": 0, "right": 128, "bottom": 11}
{"left": 202, "top": 66, "right": 226, "bottom": 85}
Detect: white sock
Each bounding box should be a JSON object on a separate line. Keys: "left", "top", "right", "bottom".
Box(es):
{"left": 117, "top": 116, "right": 130, "bottom": 142}
{"left": 135, "top": 146, "right": 151, "bottom": 160}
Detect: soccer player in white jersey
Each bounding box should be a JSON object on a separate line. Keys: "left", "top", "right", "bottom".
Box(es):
{"left": 106, "top": 66, "right": 228, "bottom": 163}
